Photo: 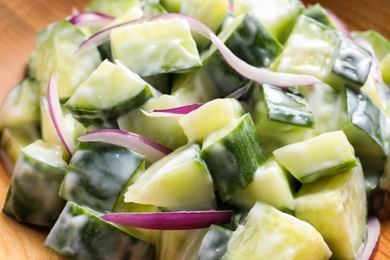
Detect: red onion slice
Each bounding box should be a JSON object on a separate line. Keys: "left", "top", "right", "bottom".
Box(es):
{"left": 101, "top": 210, "right": 233, "bottom": 230}
{"left": 360, "top": 216, "right": 381, "bottom": 260}
{"left": 78, "top": 13, "right": 320, "bottom": 87}
{"left": 142, "top": 103, "right": 203, "bottom": 117}
{"left": 78, "top": 129, "right": 171, "bottom": 162}
{"left": 68, "top": 11, "right": 115, "bottom": 28}
{"left": 47, "top": 71, "right": 76, "bottom": 155}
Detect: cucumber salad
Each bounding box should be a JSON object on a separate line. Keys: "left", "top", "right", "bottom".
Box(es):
{"left": 1, "top": 0, "right": 390, "bottom": 259}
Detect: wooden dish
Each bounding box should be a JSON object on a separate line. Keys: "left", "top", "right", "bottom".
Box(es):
{"left": 0, "top": 0, "right": 389, "bottom": 259}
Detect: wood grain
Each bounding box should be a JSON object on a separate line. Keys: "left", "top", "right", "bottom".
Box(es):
{"left": 0, "top": 0, "right": 389, "bottom": 259}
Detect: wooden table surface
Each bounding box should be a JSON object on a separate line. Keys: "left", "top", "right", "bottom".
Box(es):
{"left": 0, "top": 0, "right": 389, "bottom": 259}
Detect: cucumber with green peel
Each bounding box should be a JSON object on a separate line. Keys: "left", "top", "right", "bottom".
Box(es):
{"left": 64, "top": 59, "right": 154, "bottom": 128}
{"left": 159, "top": 228, "right": 208, "bottom": 260}
{"left": 0, "top": 125, "right": 40, "bottom": 174}
{"left": 0, "top": 78, "right": 40, "bottom": 131}
{"left": 200, "top": 13, "right": 283, "bottom": 97}
{"left": 179, "top": 98, "right": 244, "bottom": 143}
{"left": 197, "top": 225, "right": 232, "bottom": 260}
{"left": 201, "top": 113, "right": 266, "bottom": 201}
{"left": 380, "top": 54, "right": 390, "bottom": 85}
{"left": 251, "top": 83, "right": 316, "bottom": 155}
{"left": 271, "top": 15, "right": 341, "bottom": 80}
{"left": 324, "top": 37, "right": 372, "bottom": 91}
{"left": 59, "top": 141, "right": 145, "bottom": 212}
{"left": 110, "top": 17, "right": 202, "bottom": 77}
{"left": 295, "top": 163, "right": 367, "bottom": 259}
{"left": 118, "top": 94, "right": 188, "bottom": 150}
{"left": 170, "top": 69, "right": 220, "bottom": 104}
{"left": 35, "top": 20, "right": 101, "bottom": 99}
{"left": 303, "top": 4, "right": 337, "bottom": 28}
{"left": 85, "top": 0, "right": 140, "bottom": 17}
{"left": 44, "top": 201, "right": 156, "bottom": 260}
{"left": 273, "top": 131, "right": 359, "bottom": 183}
{"left": 124, "top": 143, "right": 216, "bottom": 211}
{"left": 221, "top": 202, "right": 332, "bottom": 259}
{"left": 228, "top": 157, "right": 296, "bottom": 212}
{"left": 3, "top": 140, "right": 67, "bottom": 227}
{"left": 351, "top": 30, "right": 390, "bottom": 62}
{"left": 233, "top": 0, "right": 304, "bottom": 43}
{"left": 159, "top": 0, "right": 184, "bottom": 13}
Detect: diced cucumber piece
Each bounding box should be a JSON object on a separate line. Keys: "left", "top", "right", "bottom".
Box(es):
{"left": 201, "top": 113, "right": 266, "bottom": 201}
{"left": 60, "top": 141, "right": 145, "bottom": 212}
{"left": 28, "top": 51, "right": 36, "bottom": 78}
{"left": 118, "top": 94, "right": 188, "bottom": 150}
{"left": 159, "top": 229, "right": 208, "bottom": 260}
{"left": 221, "top": 202, "right": 332, "bottom": 259}
{"left": 40, "top": 97, "right": 87, "bottom": 159}
{"left": 36, "top": 20, "right": 101, "bottom": 99}
{"left": 300, "top": 83, "right": 344, "bottom": 135}
{"left": 325, "top": 38, "right": 372, "bottom": 91}
{"left": 44, "top": 201, "right": 156, "bottom": 260}
{"left": 111, "top": 17, "right": 201, "bottom": 77}
{"left": 179, "top": 98, "right": 244, "bottom": 143}
{"left": 102, "top": 5, "right": 143, "bottom": 29}
{"left": 303, "top": 4, "right": 336, "bottom": 28}
{"left": 159, "top": 0, "right": 184, "bottom": 13}
{"left": 142, "top": 1, "right": 168, "bottom": 17}
{"left": 352, "top": 30, "right": 390, "bottom": 62}
{"left": 124, "top": 143, "right": 216, "bottom": 211}
{"left": 0, "top": 125, "right": 40, "bottom": 174}
{"left": 85, "top": 0, "right": 140, "bottom": 17}
{"left": 272, "top": 15, "right": 341, "bottom": 80}
{"left": 252, "top": 83, "right": 316, "bottom": 155}
{"left": 170, "top": 69, "right": 220, "bottom": 105}
{"left": 180, "top": 0, "right": 229, "bottom": 33}
{"left": 228, "top": 157, "right": 296, "bottom": 212}
{"left": 295, "top": 164, "right": 367, "bottom": 259}
{"left": 273, "top": 131, "right": 359, "bottom": 183}
{"left": 64, "top": 59, "right": 153, "bottom": 128}
{"left": 200, "top": 13, "right": 283, "bottom": 97}
{"left": 0, "top": 78, "right": 40, "bottom": 131}
{"left": 197, "top": 225, "right": 232, "bottom": 260}
{"left": 233, "top": 0, "right": 304, "bottom": 42}
{"left": 3, "top": 140, "right": 67, "bottom": 227}
{"left": 380, "top": 54, "right": 390, "bottom": 85}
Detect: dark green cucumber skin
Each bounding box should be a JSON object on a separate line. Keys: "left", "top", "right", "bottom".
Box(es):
{"left": 202, "top": 13, "right": 283, "bottom": 97}
{"left": 60, "top": 141, "right": 145, "bottom": 212}
{"left": 325, "top": 38, "right": 372, "bottom": 91}
{"left": 64, "top": 86, "right": 153, "bottom": 129}
{"left": 3, "top": 153, "right": 67, "bottom": 227}
{"left": 303, "top": 4, "right": 336, "bottom": 28}
{"left": 263, "top": 84, "right": 315, "bottom": 128}
{"left": 45, "top": 201, "right": 156, "bottom": 260}
{"left": 341, "top": 88, "right": 387, "bottom": 199}
{"left": 201, "top": 114, "right": 266, "bottom": 201}
{"left": 197, "top": 225, "right": 232, "bottom": 260}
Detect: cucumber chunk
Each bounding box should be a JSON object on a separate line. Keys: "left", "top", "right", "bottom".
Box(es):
{"left": 295, "top": 164, "right": 367, "bottom": 259}
{"left": 118, "top": 94, "right": 188, "bottom": 150}
{"left": 44, "top": 201, "right": 156, "bottom": 260}
{"left": 85, "top": 0, "right": 140, "bottom": 17}
{"left": 273, "top": 131, "right": 359, "bottom": 183}
{"left": 60, "top": 141, "right": 145, "bottom": 212}
{"left": 179, "top": 98, "right": 244, "bottom": 143}
{"left": 222, "top": 202, "right": 332, "bottom": 259}
{"left": 272, "top": 15, "right": 341, "bottom": 80}
{"left": 197, "top": 225, "right": 232, "bottom": 260}
{"left": 0, "top": 125, "right": 40, "bottom": 174}
{"left": 252, "top": 83, "right": 316, "bottom": 155}
{"left": 36, "top": 20, "right": 101, "bottom": 99}
{"left": 233, "top": 0, "right": 303, "bottom": 42}
{"left": 64, "top": 59, "right": 153, "bottom": 128}
{"left": 3, "top": 140, "right": 67, "bottom": 227}
{"left": 228, "top": 157, "right": 296, "bottom": 212}
{"left": 201, "top": 113, "right": 266, "bottom": 201}
{"left": 111, "top": 17, "right": 201, "bottom": 77}
{"left": 0, "top": 78, "right": 40, "bottom": 131}
{"left": 303, "top": 4, "right": 336, "bottom": 28}
{"left": 200, "top": 13, "right": 283, "bottom": 97}
{"left": 124, "top": 143, "right": 216, "bottom": 211}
